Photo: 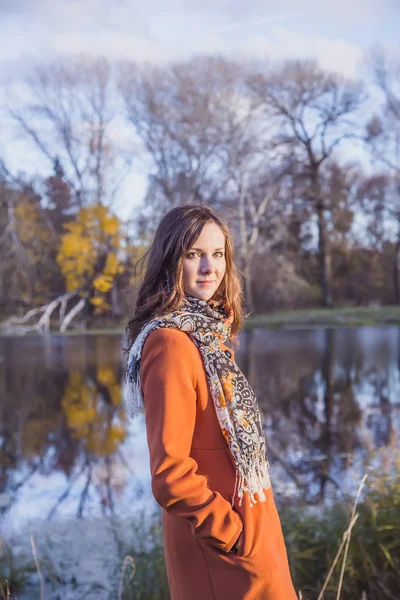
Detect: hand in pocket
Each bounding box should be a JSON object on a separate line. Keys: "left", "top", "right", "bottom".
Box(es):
{"left": 236, "top": 530, "right": 245, "bottom": 556}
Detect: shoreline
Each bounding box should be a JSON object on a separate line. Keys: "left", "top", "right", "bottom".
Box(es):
{"left": 2, "top": 305, "right": 400, "bottom": 336}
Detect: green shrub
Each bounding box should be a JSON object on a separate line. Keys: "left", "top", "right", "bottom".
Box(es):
{"left": 282, "top": 459, "right": 400, "bottom": 599}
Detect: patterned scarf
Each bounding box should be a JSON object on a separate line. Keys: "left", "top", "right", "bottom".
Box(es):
{"left": 126, "top": 294, "right": 270, "bottom": 506}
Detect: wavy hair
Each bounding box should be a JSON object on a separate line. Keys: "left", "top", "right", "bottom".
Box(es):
{"left": 125, "top": 204, "right": 246, "bottom": 352}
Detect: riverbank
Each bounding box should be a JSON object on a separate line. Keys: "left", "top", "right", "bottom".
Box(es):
{"left": 2, "top": 305, "right": 400, "bottom": 336}
{"left": 246, "top": 305, "right": 400, "bottom": 329}
{"left": 1, "top": 460, "right": 399, "bottom": 600}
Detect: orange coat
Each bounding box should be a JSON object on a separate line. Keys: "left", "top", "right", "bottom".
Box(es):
{"left": 141, "top": 328, "right": 297, "bottom": 600}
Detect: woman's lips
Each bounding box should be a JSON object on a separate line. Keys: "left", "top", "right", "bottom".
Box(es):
{"left": 197, "top": 281, "right": 216, "bottom": 285}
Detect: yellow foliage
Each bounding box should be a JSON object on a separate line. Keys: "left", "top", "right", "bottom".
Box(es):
{"left": 93, "top": 274, "right": 113, "bottom": 293}
{"left": 97, "top": 367, "right": 121, "bottom": 407}
{"left": 56, "top": 203, "right": 123, "bottom": 313}
{"left": 86, "top": 425, "right": 126, "bottom": 456}
{"left": 97, "top": 366, "right": 116, "bottom": 387}
{"left": 102, "top": 216, "right": 119, "bottom": 236}
{"left": 90, "top": 296, "right": 105, "bottom": 306}
{"left": 89, "top": 296, "right": 111, "bottom": 314}
{"left": 60, "top": 367, "right": 127, "bottom": 457}
{"left": 104, "top": 253, "right": 120, "bottom": 276}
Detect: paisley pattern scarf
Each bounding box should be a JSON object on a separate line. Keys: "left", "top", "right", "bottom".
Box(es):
{"left": 126, "top": 294, "right": 271, "bottom": 506}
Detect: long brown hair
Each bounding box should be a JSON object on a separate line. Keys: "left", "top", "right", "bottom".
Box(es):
{"left": 125, "top": 204, "right": 246, "bottom": 351}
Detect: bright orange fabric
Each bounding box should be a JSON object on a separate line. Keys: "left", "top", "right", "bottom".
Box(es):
{"left": 141, "top": 328, "right": 298, "bottom": 600}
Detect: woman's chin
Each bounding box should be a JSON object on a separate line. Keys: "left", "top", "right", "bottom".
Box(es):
{"left": 187, "top": 287, "right": 215, "bottom": 301}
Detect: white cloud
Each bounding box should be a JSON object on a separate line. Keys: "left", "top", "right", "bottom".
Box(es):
{"left": 179, "top": 0, "right": 386, "bottom": 21}
{"left": 0, "top": 0, "right": 389, "bottom": 28}
{"left": 0, "top": 0, "right": 394, "bottom": 81}
{"left": 53, "top": 31, "right": 170, "bottom": 63}
{"left": 211, "top": 14, "right": 297, "bottom": 34}
{"left": 245, "top": 28, "right": 364, "bottom": 78}
{"left": 201, "top": 27, "right": 363, "bottom": 78}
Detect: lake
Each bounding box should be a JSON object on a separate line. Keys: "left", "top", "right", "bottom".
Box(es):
{"left": 1, "top": 326, "right": 399, "bottom": 597}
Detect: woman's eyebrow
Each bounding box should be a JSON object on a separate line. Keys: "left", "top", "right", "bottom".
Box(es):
{"left": 189, "top": 247, "right": 225, "bottom": 251}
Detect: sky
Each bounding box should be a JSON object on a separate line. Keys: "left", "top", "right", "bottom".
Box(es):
{"left": 0, "top": 0, "right": 399, "bottom": 218}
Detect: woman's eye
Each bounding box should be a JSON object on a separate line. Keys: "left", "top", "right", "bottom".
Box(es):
{"left": 186, "top": 251, "right": 225, "bottom": 259}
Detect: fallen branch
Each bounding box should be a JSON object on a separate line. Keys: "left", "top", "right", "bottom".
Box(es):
{"left": 60, "top": 296, "right": 86, "bottom": 332}
{"left": 1, "top": 286, "right": 87, "bottom": 335}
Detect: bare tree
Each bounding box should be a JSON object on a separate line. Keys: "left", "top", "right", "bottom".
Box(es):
{"left": 0, "top": 181, "right": 31, "bottom": 303}
{"left": 366, "top": 45, "right": 400, "bottom": 175}
{"left": 247, "top": 60, "right": 365, "bottom": 307}
{"left": 119, "top": 56, "right": 290, "bottom": 310}
{"left": 365, "top": 46, "right": 400, "bottom": 303}
{"left": 118, "top": 56, "right": 236, "bottom": 215}
{"left": 7, "top": 57, "right": 129, "bottom": 208}
{"left": 390, "top": 178, "right": 400, "bottom": 303}
{"left": 215, "top": 92, "right": 290, "bottom": 312}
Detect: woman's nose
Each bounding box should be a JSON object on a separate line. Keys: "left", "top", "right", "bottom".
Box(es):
{"left": 200, "top": 256, "right": 215, "bottom": 273}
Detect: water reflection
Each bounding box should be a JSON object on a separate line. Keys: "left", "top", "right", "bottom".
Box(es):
{"left": 237, "top": 327, "right": 400, "bottom": 502}
{"left": 0, "top": 327, "right": 399, "bottom": 530}
{"left": 0, "top": 335, "right": 136, "bottom": 531}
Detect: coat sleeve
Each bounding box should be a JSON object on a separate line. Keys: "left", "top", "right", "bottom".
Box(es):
{"left": 141, "top": 328, "right": 243, "bottom": 553}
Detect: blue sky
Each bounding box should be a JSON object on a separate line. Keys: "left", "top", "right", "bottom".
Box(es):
{"left": 0, "top": 0, "right": 398, "bottom": 218}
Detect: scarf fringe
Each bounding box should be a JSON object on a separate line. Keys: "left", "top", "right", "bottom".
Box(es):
{"left": 235, "top": 457, "right": 271, "bottom": 507}
{"left": 125, "top": 320, "right": 156, "bottom": 418}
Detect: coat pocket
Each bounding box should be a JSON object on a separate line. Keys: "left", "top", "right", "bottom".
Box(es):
{"left": 190, "top": 447, "right": 237, "bottom": 503}
{"left": 231, "top": 505, "right": 245, "bottom": 557}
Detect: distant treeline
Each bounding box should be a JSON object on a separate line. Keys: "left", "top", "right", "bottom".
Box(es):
{"left": 1, "top": 46, "right": 400, "bottom": 329}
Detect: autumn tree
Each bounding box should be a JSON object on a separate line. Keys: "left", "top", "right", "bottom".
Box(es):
{"left": 247, "top": 60, "right": 365, "bottom": 307}
{"left": 0, "top": 172, "right": 59, "bottom": 312}
{"left": 4, "top": 204, "right": 124, "bottom": 332}
{"left": 56, "top": 204, "right": 124, "bottom": 327}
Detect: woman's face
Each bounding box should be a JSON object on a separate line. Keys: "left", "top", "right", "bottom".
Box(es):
{"left": 182, "top": 221, "right": 226, "bottom": 301}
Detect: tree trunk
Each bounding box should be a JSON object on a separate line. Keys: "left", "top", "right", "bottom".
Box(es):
{"left": 393, "top": 228, "right": 400, "bottom": 305}
{"left": 237, "top": 176, "right": 254, "bottom": 313}
{"left": 319, "top": 327, "right": 335, "bottom": 500}
{"left": 314, "top": 172, "right": 333, "bottom": 308}
{"left": 84, "top": 288, "right": 96, "bottom": 328}
{"left": 111, "top": 280, "right": 122, "bottom": 319}
{"left": 241, "top": 256, "right": 254, "bottom": 314}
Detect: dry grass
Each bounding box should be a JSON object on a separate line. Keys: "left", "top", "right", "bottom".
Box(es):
{"left": 317, "top": 475, "right": 367, "bottom": 600}
{"left": 1, "top": 464, "right": 399, "bottom": 599}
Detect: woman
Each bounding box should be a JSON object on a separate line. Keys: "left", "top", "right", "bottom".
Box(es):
{"left": 125, "top": 204, "right": 297, "bottom": 600}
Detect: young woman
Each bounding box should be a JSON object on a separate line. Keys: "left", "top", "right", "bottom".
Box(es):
{"left": 125, "top": 205, "right": 297, "bottom": 599}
